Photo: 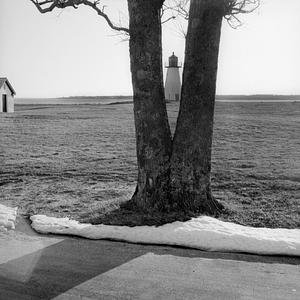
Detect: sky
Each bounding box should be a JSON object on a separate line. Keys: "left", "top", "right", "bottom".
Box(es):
{"left": 0, "top": 0, "right": 299, "bottom": 98}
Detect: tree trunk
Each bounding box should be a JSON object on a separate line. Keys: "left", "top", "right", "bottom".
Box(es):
{"left": 170, "top": 0, "right": 224, "bottom": 213}
{"left": 127, "top": 0, "right": 172, "bottom": 211}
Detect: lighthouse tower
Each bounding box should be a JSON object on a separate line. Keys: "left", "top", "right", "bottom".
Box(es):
{"left": 165, "top": 52, "right": 181, "bottom": 101}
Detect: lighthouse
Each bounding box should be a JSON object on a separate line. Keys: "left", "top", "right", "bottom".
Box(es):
{"left": 165, "top": 52, "right": 181, "bottom": 101}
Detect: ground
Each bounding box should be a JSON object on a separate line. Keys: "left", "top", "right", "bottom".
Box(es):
{"left": 1, "top": 218, "right": 299, "bottom": 300}
{"left": 0, "top": 100, "right": 299, "bottom": 228}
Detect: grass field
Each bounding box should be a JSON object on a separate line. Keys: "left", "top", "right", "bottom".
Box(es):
{"left": 1, "top": 101, "right": 299, "bottom": 228}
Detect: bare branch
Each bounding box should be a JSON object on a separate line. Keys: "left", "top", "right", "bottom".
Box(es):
{"left": 162, "top": 15, "right": 176, "bottom": 25}
{"left": 81, "top": 0, "right": 129, "bottom": 34}
{"left": 162, "top": 0, "right": 189, "bottom": 21}
{"left": 29, "top": 0, "right": 129, "bottom": 34}
{"left": 161, "top": 0, "right": 260, "bottom": 30}
{"left": 224, "top": 0, "right": 260, "bottom": 28}
{"left": 30, "top": 0, "right": 58, "bottom": 13}
{"left": 38, "top": 0, "right": 55, "bottom": 5}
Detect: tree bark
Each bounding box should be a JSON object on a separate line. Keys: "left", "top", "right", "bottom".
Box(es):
{"left": 170, "top": 0, "right": 224, "bottom": 213}
{"left": 127, "top": 0, "right": 172, "bottom": 211}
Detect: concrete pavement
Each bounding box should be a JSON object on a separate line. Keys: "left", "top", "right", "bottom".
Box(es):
{"left": 0, "top": 217, "right": 299, "bottom": 300}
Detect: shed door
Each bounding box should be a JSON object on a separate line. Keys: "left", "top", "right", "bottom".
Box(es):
{"left": 2, "top": 95, "right": 7, "bottom": 112}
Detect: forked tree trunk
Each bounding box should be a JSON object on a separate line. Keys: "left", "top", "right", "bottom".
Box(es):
{"left": 170, "top": 0, "right": 224, "bottom": 213}
{"left": 127, "top": 0, "right": 172, "bottom": 211}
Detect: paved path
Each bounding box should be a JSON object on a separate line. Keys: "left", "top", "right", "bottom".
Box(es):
{"left": 0, "top": 218, "right": 299, "bottom": 300}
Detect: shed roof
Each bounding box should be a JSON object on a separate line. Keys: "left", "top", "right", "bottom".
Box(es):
{"left": 0, "top": 77, "right": 16, "bottom": 96}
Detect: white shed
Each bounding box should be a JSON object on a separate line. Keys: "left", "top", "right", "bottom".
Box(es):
{"left": 0, "top": 77, "right": 16, "bottom": 113}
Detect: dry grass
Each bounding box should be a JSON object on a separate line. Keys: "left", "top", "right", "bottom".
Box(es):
{"left": 0, "top": 101, "right": 299, "bottom": 228}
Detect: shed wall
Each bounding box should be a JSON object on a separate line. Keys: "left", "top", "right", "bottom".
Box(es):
{"left": 0, "top": 82, "right": 14, "bottom": 113}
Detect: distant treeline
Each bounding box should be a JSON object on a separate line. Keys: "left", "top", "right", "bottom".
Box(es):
{"left": 216, "top": 95, "right": 300, "bottom": 100}
{"left": 59, "top": 95, "right": 300, "bottom": 101}
{"left": 59, "top": 96, "right": 133, "bottom": 100}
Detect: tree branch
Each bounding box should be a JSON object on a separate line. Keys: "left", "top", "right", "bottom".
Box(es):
{"left": 161, "top": 15, "right": 176, "bottom": 24}
{"left": 81, "top": 1, "right": 129, "bottom": 33}
{"left": 29, "top": 0, "right": 129, "bottom": 34}
{"left": 161, "top": 0, "right": 260, "bottom": 29}
{"left": 224, "top": 0, "right": 260, "bottom": 28}
{"left": 30, "top": 0, "right": 58, "bottom": 13}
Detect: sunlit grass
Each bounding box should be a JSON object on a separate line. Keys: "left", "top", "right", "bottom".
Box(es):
{"left": 1, "top": 101, "right": 299, "bottom": 228}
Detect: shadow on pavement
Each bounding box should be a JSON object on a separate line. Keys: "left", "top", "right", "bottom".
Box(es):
{"left": 1, "top": 221, "right": 300, "bottom": 299}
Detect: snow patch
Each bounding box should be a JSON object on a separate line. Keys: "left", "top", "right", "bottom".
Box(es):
{"left": 0, "top": 204, "right": 18, "bottom": 232}
{"left": 30, "top": 215, "right": 300, "bottom": 256}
